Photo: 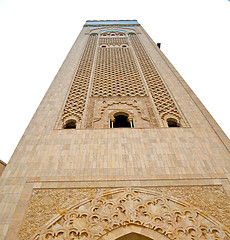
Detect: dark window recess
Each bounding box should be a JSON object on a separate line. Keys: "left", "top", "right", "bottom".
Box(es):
{"left": 64, "top": 120, "right": 76, "bottom": 129}
{"left": 167, "top": 118, "right": 179, "bottom": 127}
{"left": 113, "top": 115, "right": 131, "bottom": 128}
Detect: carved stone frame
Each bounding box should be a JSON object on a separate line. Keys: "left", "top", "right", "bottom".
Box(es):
{"left": 5, "top": 177, "right": 230, "bottom": 240}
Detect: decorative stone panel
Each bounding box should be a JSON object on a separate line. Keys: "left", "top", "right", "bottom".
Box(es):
{"left": 61, "top": 34, "right": 98, "bottom": 127}
{"left": 99, "top": 36, "right": 129, "bottom": 46}
{"left": 19, "top": 186, "right": 230, "bottom": 240}
{"left": 129, "top": 34, "right": 185, "bottom": 126}
{"left": 60, "top": 30, "right": 188, "bottom": 129}
{"left": 87, "top": 97, "right": 158, "bottom": 128}
{"left": 91, "top": 37, "right": 147, "bottom": 98}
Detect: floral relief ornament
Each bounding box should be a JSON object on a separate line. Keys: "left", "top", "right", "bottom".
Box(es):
{"left": 31, "top": 188, "right": 230, "bottom": 240}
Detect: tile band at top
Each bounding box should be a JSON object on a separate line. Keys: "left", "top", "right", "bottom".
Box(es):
{"left": 85, "top": 20, "right": 139, "bottom": 26}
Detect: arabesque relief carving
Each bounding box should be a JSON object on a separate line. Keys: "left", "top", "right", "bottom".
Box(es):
{"left": 19, "top": 187, "right": 230, "bottom": 240}
{"left": 153, "top": 186, "right": 230, "bottom": 230}
{"left": 18, "top": 188, "right": 104, "bottom": 240}
{"left": 86, "top": 97, "right": 159, "bottom": 128}
{"left": 93, "top": 99, "right": 150, "bottom": 123}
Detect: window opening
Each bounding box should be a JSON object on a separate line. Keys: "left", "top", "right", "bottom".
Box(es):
{"left": 64, "top": 120, "right": 76, "bottom": 129}
{"left": 113, "top": 114, "right": 131, "bottom": 128}
{"left": 167, "top": 118, "right": 179, "bottom": 127}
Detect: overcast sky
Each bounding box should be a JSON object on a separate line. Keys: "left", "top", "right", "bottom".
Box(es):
{"left": 0, "top": 0, "right": 229, "bottom": 163}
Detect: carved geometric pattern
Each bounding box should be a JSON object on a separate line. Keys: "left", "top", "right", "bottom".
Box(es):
{"left": 19, "top": 187, "right": 230, "bottom": 240}
{"left": 129, "top": 34, "right": 182, "bottom": 122}
{"left": 91, "top": 37, "right": 147, "bottom": 98}
{"left": 100, "top": 32, "right": 126, "bottom": 37}
{"left": 61, "top": 34, "right": 98, "bottom": 123}
{"left": 99, "top": 36, "right": 129, "bottom": 46}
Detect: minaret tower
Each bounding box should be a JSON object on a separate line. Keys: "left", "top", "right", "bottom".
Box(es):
{"left": 0, "top": 20, "right": 230, "bottom": 240}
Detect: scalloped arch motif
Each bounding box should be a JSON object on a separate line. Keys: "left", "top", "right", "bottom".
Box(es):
{"left": 30, "top": 188, "right": 230, "bottom": 240}
{"left": 95, "top": 100, "right": 150, "bottom": 122}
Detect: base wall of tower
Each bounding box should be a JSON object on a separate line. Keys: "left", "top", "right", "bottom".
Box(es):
{"left": 1, "top": 126, "right": 230, "bottom": 239}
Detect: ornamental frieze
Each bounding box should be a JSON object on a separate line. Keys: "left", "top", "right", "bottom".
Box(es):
{"left": 19, "top": 187, "right": 230, "bottom": 240}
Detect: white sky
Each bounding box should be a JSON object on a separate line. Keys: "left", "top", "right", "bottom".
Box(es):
{"left": 0, "top": 0, "right": 229, "bottom": 163}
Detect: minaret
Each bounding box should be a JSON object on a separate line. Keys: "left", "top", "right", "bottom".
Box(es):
{"left": 0, "top": 20, "right": 230, "bottom": 240}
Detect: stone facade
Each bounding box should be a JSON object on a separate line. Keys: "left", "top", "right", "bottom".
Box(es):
{"left": 0, "top": 20, "right": 230, "bottom": 240}
{"left": 0, "top": 160, "right": 6, "bottom": 176}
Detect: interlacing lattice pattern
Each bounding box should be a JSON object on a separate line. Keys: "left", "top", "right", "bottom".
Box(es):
{"left": 129, "top": 34, "right": 181, "bottom": 121}
{"left": 99, "top": 37, "right": 129, "bottom": 46}
{"left": 92, "top": 37, "right": 147, "bottom": 97}
{"left": 101, "top": 32, "right": 125, "bottom": 37}
{"left": 61, "top": 34, "right": 98, "bottom": 123}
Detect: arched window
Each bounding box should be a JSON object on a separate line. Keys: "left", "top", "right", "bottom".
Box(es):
{"left": 63, "top": 119, "right": 76, "bottom": 129}
{"left": 110, "top": 112, "right": 134, "bottom": 128}
{"left": 128, "top": 32, "right": 136, "bottom": 35}
{"left": 113, "top": 115, "right": 131, "bottom": 128}
{"left": 167, "top": 118, "right": 180, "bottom": 127}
